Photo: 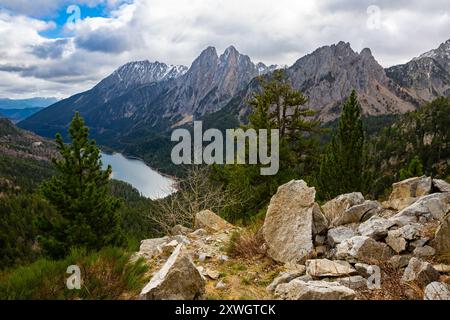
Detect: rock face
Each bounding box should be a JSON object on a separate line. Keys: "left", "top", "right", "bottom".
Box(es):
{"left": 194, "top": 210, "right": 233, "bottom": 233}
{"left": 275, "top": 279, "right": 356, "bottom": 300}
{"left": 335, "top": 236, "right": 393, "bottom": 263}
{"left": 401, "top": 257, "right": 440, "bottom": 286}
{"left": 140, "top": 244, "right": 205, "bottom": 300}
{"left": 386, "top": 39, "right": 450, "bottom": 103}
{"left": 423, "top": 282, "right": 450, "bottom": 300}
{"left": 263, "top": 180, "right": 316, "bottom": 263}
{"left": 387, "top": 176, "right": 432, "bottom": 210}
{"left": 321, "top": 192, "right": 365, "bottom": 224}
{"left": 306, "top": 259, "right": 357, "bottom": 277}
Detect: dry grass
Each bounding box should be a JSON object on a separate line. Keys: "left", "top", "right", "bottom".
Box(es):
{"left": 203, "top": 257, "right": 281, "bottom": 300}
{"left": 225, "top": 228, "right": 266, "bottom": 259}
{"left": 356, "top": 262, "right": 422, "bottom": 300}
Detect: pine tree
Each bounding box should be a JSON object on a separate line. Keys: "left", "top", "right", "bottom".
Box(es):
{"left": 317, "top": 90, "right": 366, "bottom": 199}
{"left": 399, "top": 156, "right": 424, "bottom": 181}
{"left": 211, "top": 70, "right": 322, "bottom": 221}
{"left": 248, "top": 69, "right": 321, "bottom": 170}
{"left": 39, "top": 112, "right": 122, "bottom": 258}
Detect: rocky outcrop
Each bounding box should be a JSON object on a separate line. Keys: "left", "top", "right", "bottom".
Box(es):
{"left": 275, "top": 279, "right": 356, "bottom": 300}
{"left": 139, "top": 244, "right": 205, "bottom": 300}
{"left": 262, "top": 180, "right": 316, "bottom": 263}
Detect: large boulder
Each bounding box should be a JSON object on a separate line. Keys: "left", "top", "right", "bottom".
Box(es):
{"left": 262, "top": 180, "right": 316, "bottom": 263}
{"left": 358, "top": 216, "right": 395, "bottom": 240}
{"left": 432, "top": 179, "right": 450, "bottom": 193}
{"left": 432, "top": 213, "right": 450, "bottom": 254}
{"left": 321, "top": 192, "right": 365, "bottom": 223}
{"left": 306, "top": 259, "right": 357, "bottom": 277}
{"left": 424, "top": 282, "right": 450, "bottom": 300}
{"left": 194, "top": 210, "right": 233, "bottom": 233}
{"left": 335, "top": 236, "right": 393, "bottom": 263}
{"left": 332, "top": 200, "right": 382, "bottom": 226}
{"left": 327, "top": 226, "right": 356, "bottom": 247}
{"left": 390, "top": 193, "right": 450, "bottom": 226}
{"left": 401, "top": 257, "right": 440, "bottom": 287}
{"left": 275, "top": 279, "right": 356, "bottom": 300}
{"left": 139, "top": 244, "right": 205, "bottom": 300}
{"left": 387, "top": 176, "right": 432, "bottom": 210}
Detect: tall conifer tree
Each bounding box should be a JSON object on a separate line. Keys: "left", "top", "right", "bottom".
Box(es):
{"left": 39, "top": 112, "right": 122, "bottom": 258}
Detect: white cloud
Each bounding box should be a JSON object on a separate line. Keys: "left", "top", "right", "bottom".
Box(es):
{"left": 0, "top": 0, "right": 449, "bottom": 98}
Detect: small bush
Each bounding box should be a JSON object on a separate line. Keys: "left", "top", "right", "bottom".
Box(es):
{"left": 0, "top": 247, "right": 148, "bottom": 300}
{"left": 225, "top": 229, "right": 265, "bottom": 259}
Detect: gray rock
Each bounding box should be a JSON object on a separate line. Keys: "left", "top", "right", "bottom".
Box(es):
{"left": 194, "top": 210, "right": 234, "bottom": 233}
{"left": 432, "top": 179, "right": 450, "bottom": 193}
{"left": 432, "top": 213, "right": 450, "bottom": 255}
{"left": 267, "top": 271, "right": 304, "bottom": 294}
{"left": 322, "top": 192, "right": 365, "bottom": 224}
{"left": 424, "top": 282, "right": 450, "bottom": 300}
{"left": 312, "top": 203, "right": 329, "bottom": 236}
{"left": 355, "top": 263, "right": 379, "bottom": 277}
{"left": 390, "top": 193, "right": 450, "bottom": 226}
{"left": 275, "top": 279, "right": 356, "bottom": 300}
{"left": 389, "top": 255, "right": 412, "bottom": 269}
{"left": 413, "top": 245, "right": 436, "bottom": 257}
{"left": 139, "top": 237, "right": 170, "bottom": 259}
{"left": 263, "top": 180, "right": 316, "bottom": 263}
{"left": 171, "top": 224, "right": 193, "bottom": 236}
{"left": 401, "top": 257, "right": 440, "bottom": 286}
{"left": 335, "top": 275, "right": 368, "bottom": 290}
{"left": 140, "top": 244, "right": 205, "bottom": 300}
{"left": 215, "top": 280, "right": 227, "bottom": 290}
{"left": 358, "top": 216, "right": 395, "bottom": 240}
{"left": 315, "top": 235, "right": 326, "bottom": 246}
{"left": 333, "top": 200, "right": 382, "bottom": 226}
{"left": 335, "top": 236, "right": 393, "bottom": 263}
{"left": 410, "top": 238, "right": 429, "bottom": 248}
{"left": 327, "top": 226, "right": 356, "bottom": 247}
{"left": 306, "top": 259, "right": 357, "bottom": 277}
{"left": 385, "top": 233, "right": 407, "bottom": 253}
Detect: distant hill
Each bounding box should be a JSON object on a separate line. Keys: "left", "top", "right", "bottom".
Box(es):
{"left": 0, "top": 97, "right": 58, "bottom": 110}
{"left": 0, "top": 107, "right": 43, "bottom": 123}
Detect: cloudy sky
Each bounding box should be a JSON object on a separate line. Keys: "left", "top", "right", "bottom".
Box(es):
{"left": 0, "top": 0, "right": 449, "bottom": 99}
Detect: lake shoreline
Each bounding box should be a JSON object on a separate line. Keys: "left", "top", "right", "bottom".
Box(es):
{"left": 100, "top": 150, "right": 178, "bottom": 199}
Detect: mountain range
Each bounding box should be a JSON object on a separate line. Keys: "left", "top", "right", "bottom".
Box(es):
{"left": 18, "top": 40, "right": 450, "bottom": 171}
